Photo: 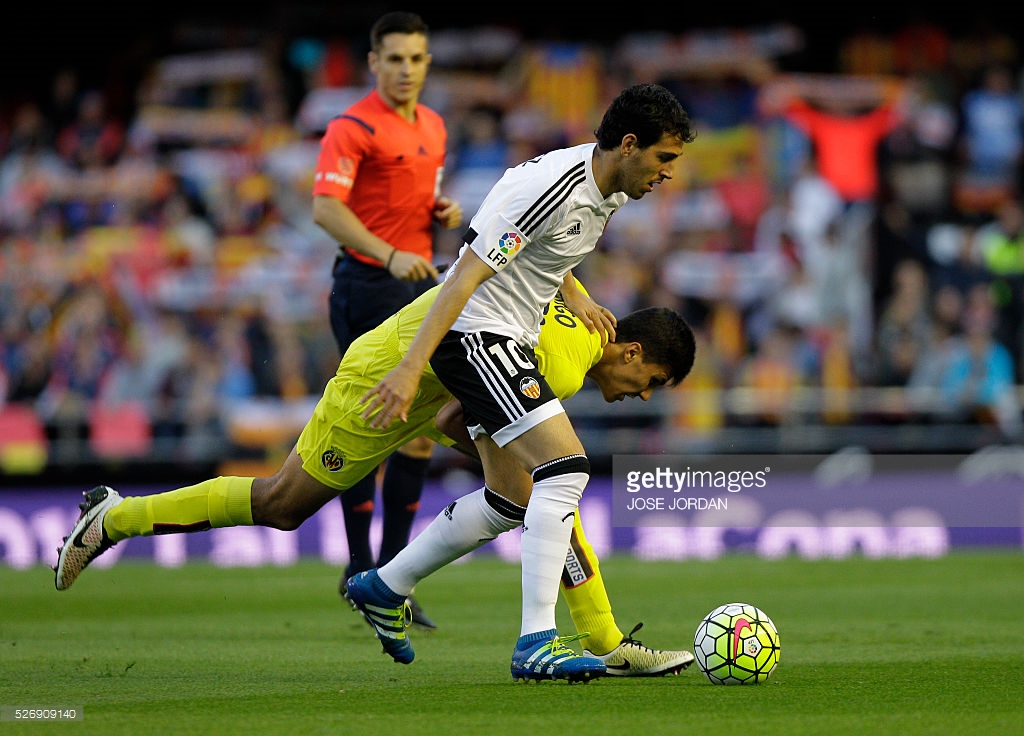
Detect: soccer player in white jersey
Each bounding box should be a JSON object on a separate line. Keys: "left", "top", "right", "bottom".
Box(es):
{"left": 353, "top": 83, "right": 696, "bottom": 682}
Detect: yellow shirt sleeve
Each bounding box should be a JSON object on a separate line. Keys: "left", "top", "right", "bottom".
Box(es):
{"left": 535, "top": 283, "right": 603, "bottom": 401}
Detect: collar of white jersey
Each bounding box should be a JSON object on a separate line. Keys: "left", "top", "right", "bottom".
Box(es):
{"left": 583, "top": 142, "right": 628, "bottom": 207}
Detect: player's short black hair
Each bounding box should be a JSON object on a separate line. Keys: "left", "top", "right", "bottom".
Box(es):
{"left": 594, "top": 83, "right": 696, "bottom": 150}
{"left": 370, "top": 11, "right": 429, "bottom": 51}
{"left": 616, "top": 307, "right": 697, "bottom": 387}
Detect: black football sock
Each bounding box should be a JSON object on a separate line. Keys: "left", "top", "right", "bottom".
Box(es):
{"left": 378, "top": 453, "right": 430, "bottom": 566}
{"left": 340, "top": 473, "right": 377, "bottom": 577}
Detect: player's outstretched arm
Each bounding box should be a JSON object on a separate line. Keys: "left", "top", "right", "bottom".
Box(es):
{"left": 361, "top": 250, "right": 495, "bottom": 428}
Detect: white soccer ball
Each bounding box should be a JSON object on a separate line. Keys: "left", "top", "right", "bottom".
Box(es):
{"left": 693, "top": 602, "right": 780, "bottom": 684}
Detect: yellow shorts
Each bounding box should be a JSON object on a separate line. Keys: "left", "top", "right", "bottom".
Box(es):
{"left": 295, "top": 287, "right": 453, "bottom": 491}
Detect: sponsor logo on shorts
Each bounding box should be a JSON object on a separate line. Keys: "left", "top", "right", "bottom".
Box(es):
{"left": 565, "top": 221, "right": 581, "bottom": 237}
{"left": 519, "top": 376, "right": 541, "bottom": 399}
{"left": 321, "top": 448, "right": 344, "bottom": 472}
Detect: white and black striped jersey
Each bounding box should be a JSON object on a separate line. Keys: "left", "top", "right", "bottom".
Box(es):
{"left": 446, "top": 143, "right": 628, "bottom": 347}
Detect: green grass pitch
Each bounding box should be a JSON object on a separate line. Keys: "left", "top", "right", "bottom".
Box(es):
{"left": 2, "top": 551, "right": 1022, "bottom": 735}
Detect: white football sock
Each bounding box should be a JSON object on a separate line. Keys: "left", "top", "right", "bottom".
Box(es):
{"left": 520, "top": 455, "right": 590, "bottom": 636}
{"left": 378, "top": 486, "right": 524, "bottom": 595}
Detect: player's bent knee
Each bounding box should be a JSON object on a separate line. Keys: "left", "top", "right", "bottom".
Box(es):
{"left": 530, "top": 455, "right": 591, "bottom": 506}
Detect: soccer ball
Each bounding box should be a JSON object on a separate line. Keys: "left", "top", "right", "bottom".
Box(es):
{"left": 693, "top": 602, "right": 780, "bottom": 684}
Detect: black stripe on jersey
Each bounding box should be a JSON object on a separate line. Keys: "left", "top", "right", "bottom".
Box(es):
{"left": 516, "top": 161, "right": 587, "bottom": 237}
{"left": 338, "top": 114, "right": 375, "bottom": 135}
{"left": 464, "top": 227, "right": 478, "bottom": 245}
{"left": 461, "top": 333, "right": 524, "bottom": 422}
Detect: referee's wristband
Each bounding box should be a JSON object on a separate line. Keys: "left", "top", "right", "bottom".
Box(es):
{"left": 385, "top": 249, "right": 397, "bottom": 270}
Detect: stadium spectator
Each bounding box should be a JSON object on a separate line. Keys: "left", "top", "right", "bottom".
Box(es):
{"left": 780, "top": 86, "right": 905, "bottom": 206}
{"left": 906, "top": 284, "right": 965, "bottom": 419}
{"left": 975, "top": 197, "right": 1024, "bottom": 374}
{"left": 838, "top": 20, "right": 895, "bottom": 77}
{"left": 953, "top": 63, "right": 1024, "bottom": 216}
{"left": 713, "top": 149, "right": 772, "bottom": 252}
{"left": 55, "top": 286, "right": 700, "bottom": 679}
{"left": 732, "top": 322, "right": 809, "bottom": 426}
{"left": 786, "top": 154, "right": 844, "bottom": 245}
{"left": 874, "top": 259, "right": 932, "bottom": 386}
{"left": 98, "top": 325, "right": 171, "bottom": 411}
{"left": 158, "top": 184, "right": 217, "bottom": 268}
{"left": 450, "top": 104, "right": 510, "bottom": 172}
{"left": 924, "top": 221, "right": 992, "bottom": 298}
{"left": 750, "top": 233, "right": 820, "bottom": 343}
{"left": 812, "top": 205, "right": 875, "bottom": 356}
{"left": 948, "top": 15, "right": 1019, "bottom": 92}
{"left": 148, "top": 320, "right": 206, "bottom": 440}
{"left": 750, "top": 166, "right": 872, "bottom": 364}
{"left": 1, "top": 308, "right": 52, "bottom": 404}
{"left": 818, "top": 318, "right": 859, "bottom": 425}
{"left": 891, "top": 11, "right": 952, "bottom": 80}
{"left": 36, "top": 283, "right": 122, "bottom": 439}
{"left": 2, "top": 99, "right": 55, "bottom": 156}
{"left": 55, "top": 89, "right": 125, "bottom": 171}
{"left": 939, "top": 283, "right": 1022, "bottom": 436}
{"left": 44, "top": 68, "right": 81, "bottom": 137}
{"left": 878, "top": 78, "right": 958, "bottom": 221}
{"left": 0, "top": 102, "right": 67, "bottom": 234}
{"left": 310, "top": 12, "right": 463, "bottom": 629}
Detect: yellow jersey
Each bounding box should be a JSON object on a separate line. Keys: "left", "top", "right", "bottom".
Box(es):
{"left": 296, "top": 282, "right": 603, "bottom": 490}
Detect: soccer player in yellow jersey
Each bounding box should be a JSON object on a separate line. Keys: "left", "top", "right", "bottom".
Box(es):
{"left": 55, "top": 280, "right": 696, "bottom": 677}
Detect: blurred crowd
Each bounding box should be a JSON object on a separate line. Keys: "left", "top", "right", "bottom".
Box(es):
{"left": 2, "top": 12, "right": 1024, "bottom": 473}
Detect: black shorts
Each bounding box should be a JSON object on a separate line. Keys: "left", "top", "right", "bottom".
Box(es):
{"left": 429, "top": 330, "right": 564, "bottom": 447}
{"left": 329, "top": 254, "right": 436, "bottom": 355}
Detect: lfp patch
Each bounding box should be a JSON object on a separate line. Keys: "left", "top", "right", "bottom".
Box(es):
{"left": 498, "top": 232, "right": 523, "bottom": 255}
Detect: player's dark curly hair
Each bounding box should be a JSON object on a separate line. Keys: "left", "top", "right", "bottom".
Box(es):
{"left": 594, "top": 83, "right": 696, "bottom": 150}
{"left": 371, "top": 11, "right": 429, "bottom": 51}
{"left": 615, "top": 307, "right": 697, "bottom": 387}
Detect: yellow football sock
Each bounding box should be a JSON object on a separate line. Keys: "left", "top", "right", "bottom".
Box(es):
{"left": 560, "top": 509, "right": 624, "bottom": 655}
{"left": 103, "top": 477, "right": 254, "bottom": 542}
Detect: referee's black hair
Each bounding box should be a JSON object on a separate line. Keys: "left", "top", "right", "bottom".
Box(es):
{"left": 615, "top": 307, "right": 697, "bottom": 387}
{"left": 595, "top": 83, "right": 696, "bottom": 150}
{"left": 370, "top": 11, "right": 429, "bottom": 51}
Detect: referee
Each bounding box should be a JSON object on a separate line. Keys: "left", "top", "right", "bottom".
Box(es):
{"left": 311, "top": 11, "right": 462, "bottom": 628}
